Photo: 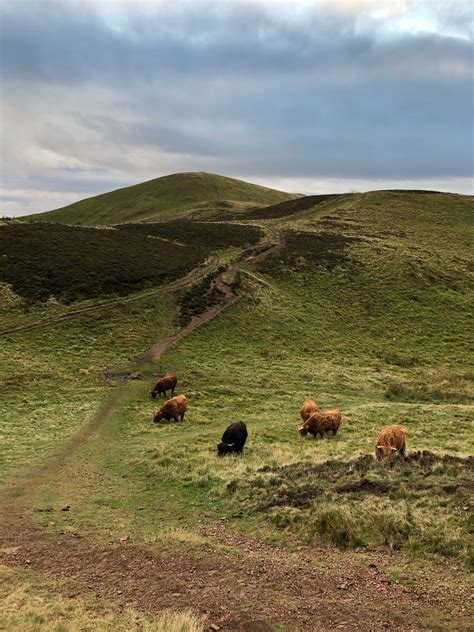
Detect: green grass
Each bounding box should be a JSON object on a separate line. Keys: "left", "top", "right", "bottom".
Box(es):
{"left": 0, "top": 293, "right": 176, "bottom": 484}
{"left": 23, "top": 172, "right": 297, "bottom": 225}
{"left": 51, "top": 188, "right": 470, "bottom": 564}
{"left": 1, "top": 188, "right": 473, "bottom": 609}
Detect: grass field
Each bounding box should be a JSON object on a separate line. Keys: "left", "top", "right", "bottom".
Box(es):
{"left": 1, "top": 189, "right": 473, "bottom": 630}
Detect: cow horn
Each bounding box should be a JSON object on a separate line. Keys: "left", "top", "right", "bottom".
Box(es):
{"left": 376, "top": 445, "right": 383, "bottom": 449}
{"left": 227, "top": 443, "right": 236, "bottom": 447}
{"left": 390, "top": 447, "right": 398, "bottom": 451}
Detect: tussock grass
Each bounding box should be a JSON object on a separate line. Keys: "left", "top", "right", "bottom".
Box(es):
{"left": 0, "top": 566, "right": 204, "bottom": 631}
{"left": 236, "top": 452, "right": 473, "bottom": 563}
{"left": 385, "top": 371, "right": 474, "bottom": 403}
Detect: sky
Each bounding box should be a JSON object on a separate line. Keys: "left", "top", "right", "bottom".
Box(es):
{"left": 1, "top": 0, "right": 473, "bottom": 217}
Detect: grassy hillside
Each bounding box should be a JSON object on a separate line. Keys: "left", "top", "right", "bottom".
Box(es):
{"left": 1, "top": 189, "right": 473, "bottom": 630}
{"left": 23, "top": 172, "right": 297, "bottom": 225}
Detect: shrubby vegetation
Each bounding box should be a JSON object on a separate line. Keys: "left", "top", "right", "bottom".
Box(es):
{"left": 0, "top": 221, "right": 261, "bottom": 303}
{"left": 118, "top": 220, "right": 262, "bottom": 251}
{"left": 237, "top": 193, "right": 346, "bottom": 220}
{"left": 176, "top": 268, "right": 226, "bottom": 327}
{"left": 257, "top": 229, "right": 361, "bottom": 274}
{"left": 0, "top": 223, "right": 208, "bottom": 303}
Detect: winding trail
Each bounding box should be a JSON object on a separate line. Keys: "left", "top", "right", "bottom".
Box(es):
{"left": 0, "top": 226, "right": 264, "bottom": 504}
{"left": 1, "top": 225, "right": 470, "bottom": 631}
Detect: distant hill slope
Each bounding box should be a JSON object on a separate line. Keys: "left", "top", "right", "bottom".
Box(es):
{"left": 24, "top": 172, "right": 298, "bottom": 226}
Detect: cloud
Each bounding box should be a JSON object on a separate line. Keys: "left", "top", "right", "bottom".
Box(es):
{"left": 0, "top": 0, "right": 472, "bottom": 216}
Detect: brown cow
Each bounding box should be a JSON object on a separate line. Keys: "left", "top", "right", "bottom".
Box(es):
{"left": 375, "top": 425, "right": 406, "bottom": 460}
{"left": 151, "top": 373, "right": 177, "bottom": 399}
{"left": 298, "top": 409, "right": 342, "bottom": 438}
{"left": 300, "top": 399, "right": 319, "bottom": 421}
{"left": 152, "top": 394, "right": 188, "bottom": 423}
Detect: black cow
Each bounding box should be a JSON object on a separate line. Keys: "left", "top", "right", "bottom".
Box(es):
{"left": 217, "top": 421, "right": 248, "bottom": 456}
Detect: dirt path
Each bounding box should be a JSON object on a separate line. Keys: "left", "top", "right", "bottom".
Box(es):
{"left": 142, "top": 265, "right": 238, "bottom": 363}
{"left": 1, "top": 227, "right": 279, "bottom": 503}
{"left": 1, "top": 226, "right": 470, "bottom": 631}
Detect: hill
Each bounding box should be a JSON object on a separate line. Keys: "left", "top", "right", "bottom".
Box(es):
{"left": 23, "top": 171, "right": 298, "bottom": 225}
{"left": 1, "top": 189, "right": 473, "bottom": 631}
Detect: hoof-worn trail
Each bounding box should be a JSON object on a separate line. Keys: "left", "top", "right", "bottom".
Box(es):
{"left": 0, "top": 227, "right": 471, "bottom": 631}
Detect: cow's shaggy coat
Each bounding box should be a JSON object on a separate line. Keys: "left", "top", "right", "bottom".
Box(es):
{"left": 218, "top": 421, "right": 248, "bottom": 456}
{"left": 300, "top": 399, "right": 320, "bottom": 421}
{"left": 298, "top": 410, "right": 342, "bottom": 438}
{"left": 151, "top": 373, "right": 177, "bottom": 399}
{"left": 153, "top": 394, "right": 188, "bottom": 423}
{"left": 375, "top": 425, "right": 406, "bottom": 460}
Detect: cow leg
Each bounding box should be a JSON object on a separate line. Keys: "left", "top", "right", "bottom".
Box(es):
{"left": 332, "top": 429, "right": 337, "bottom": 436}
{"left": 171, "top": 386, "right": 175, "bottom": 395}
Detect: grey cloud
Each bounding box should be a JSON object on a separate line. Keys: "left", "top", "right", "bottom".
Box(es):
{"left": 0, "top": 0, "right": 473, "bottom": 216}
{"left": 2, "top": 1, "right": 471, "bottom": 84}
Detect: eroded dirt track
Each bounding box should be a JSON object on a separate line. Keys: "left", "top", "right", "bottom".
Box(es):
{"left": 2, "top": 513, "right": 471, "bottom": 632}
{"left": 1, "top": 227, "right": 471, "bottom": 631}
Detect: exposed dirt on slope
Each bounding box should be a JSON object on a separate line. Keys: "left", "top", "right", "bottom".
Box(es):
{"left": 143, "top": 265, "right": 238, "bottom": 364}
{"left": 1, "top": 512, "right": 471, "bottom": 631}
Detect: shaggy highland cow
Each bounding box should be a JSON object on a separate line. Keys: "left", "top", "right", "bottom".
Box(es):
{"left": 151, "top": 373, "right": 177, "bottom": 399}
{"left": 153, "top": 394, "right": 187, "bottom": 423}
{"left": 217, "top": 421, "right": 248, "bottom": 456}
{"left": 298, "top": 410, "right": 342, "bottom": 438}
{"left": 300, "top": 399, "right": 320, "bottom": 421}
{"left": 375, "top": 425, "right": 406, "bottom": 460}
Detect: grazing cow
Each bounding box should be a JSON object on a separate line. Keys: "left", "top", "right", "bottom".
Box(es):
{"left": 152, "top": 395, "right": 188, "bottom": 423}
{"left": 300, "top": 399, "right": 320, "bottom": 422}
{"left": 151, "top": 373, "right": 177, "bottom": 399}
{"left": 375, "top": 425, "right": 406, "bottom": 460}
{"left": 217, "top": 421, "right": 248, "bottom": 456}
{"left": 298, "top": 410, "right": 342, "bottom": 438}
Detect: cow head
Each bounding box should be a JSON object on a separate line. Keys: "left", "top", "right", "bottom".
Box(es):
{"left": 376, "top": 444, "right": 398, "bottom": 459}
{"left": 152, "top": 411, "right": 162, "bottom": 423}
{"left": 217, "top": 442, "right": 236, "bottom": 456}
{"left": 151, "top": 389, "right": 157, "bottom": 399}
{"left": 298, "top": 424, "right": 308, "bottom": 437}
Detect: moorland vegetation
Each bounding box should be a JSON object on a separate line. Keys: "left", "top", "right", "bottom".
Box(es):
{"left": 1, "top": 182, "right": 473, "bottom": 631}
